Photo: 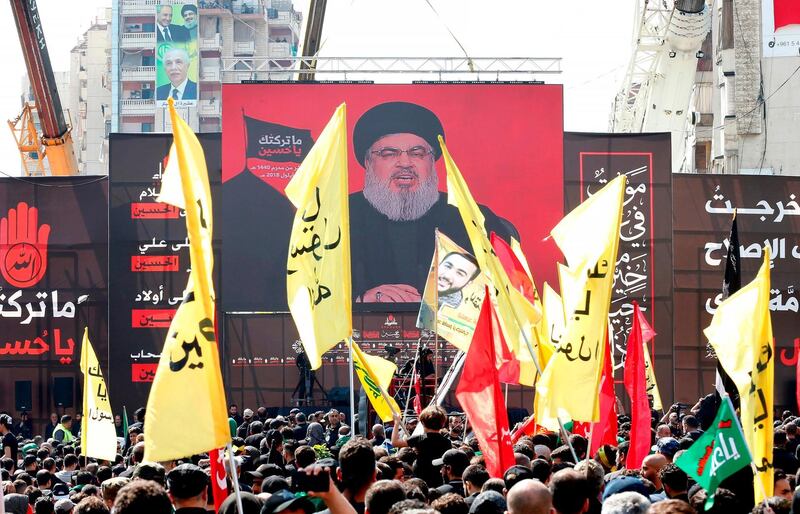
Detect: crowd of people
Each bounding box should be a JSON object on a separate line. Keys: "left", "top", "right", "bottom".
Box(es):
{"left": 3, "top": 397, "right": 800, "bottom": 514}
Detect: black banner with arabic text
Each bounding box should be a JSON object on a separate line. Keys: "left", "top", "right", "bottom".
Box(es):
{"left": 563, "top": 133, "right": 673, "bottom": 403}
{"left": 0, "top": 176, "right": 108, "bottom": 430}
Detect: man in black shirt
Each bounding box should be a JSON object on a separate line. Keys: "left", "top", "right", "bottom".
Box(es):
{"left": 433, "top": 449, "right": 469, "bottom": 496}
{"left": 391, "top": 405, "right": 453, "bottom": 487}
{"left": 0, "top": 414, "right": 18, "bottom": 464}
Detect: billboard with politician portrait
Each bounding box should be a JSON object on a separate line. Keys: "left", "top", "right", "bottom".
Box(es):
{"left": 221, "top": 83, "right": 564, "bottom": 313}
{"left": 155, "top": 2, "right": 198, "bottom": 105}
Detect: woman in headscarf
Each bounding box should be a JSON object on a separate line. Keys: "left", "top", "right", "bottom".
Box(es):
{"left": 306, "top": 422, "right": 325, "bottom": 446}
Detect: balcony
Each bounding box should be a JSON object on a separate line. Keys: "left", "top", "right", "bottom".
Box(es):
{"left": 234, "top": 40, "right": 255, "bottom": 55}
{"left": 270, "top": 0, "right": 293, "bottom": 10}
{"left": 121, "top": 32, "right": 156, "bottom": 49}
{"left": 268, "top": 11, "right": 300, "bottom": 34}
{"left": 268, "top": 42, "right": 292, "bottom": 58}
{"left": 120, "top": 99, "right": 155, "bottom": 115}
{"left": 121, "top": 0, "right": 160, "bottom": 16}
{"left": 200, "top": 68, "right": 221, "bottom": 82}
{"left": 121, "top": 66, "right": 156, "bottom": 81}
{"left": 198, "top": 99, "right": 221, "bottom": 117}
{"left": 199, "top": 34, "right": 222, "bottom": 51}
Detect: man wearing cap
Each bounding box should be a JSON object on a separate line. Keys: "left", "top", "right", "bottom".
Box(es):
{"left": 350, "top": 101, "right": 519, "bottom": 304}
{"left": 433, "top": 449, "right": 469, "bottom": 496}
{"left": 262, "top": 489, "right": 315, "bottom": 514}
{"left": 652, "top": 437, "right": 680, "bottom": 463}
{"left": 166, "top": 463, "right": 208, "bottom": 513}
{"left": 0, "top": 414, "right": 18, "bottom": 462}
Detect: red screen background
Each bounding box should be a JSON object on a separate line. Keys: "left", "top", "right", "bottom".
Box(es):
{"left": 222, "top": 83, "right": 563, "bottom": 289}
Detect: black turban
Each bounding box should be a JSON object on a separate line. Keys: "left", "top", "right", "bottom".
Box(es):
{"left": 352, "top": 101, "right": 445, "bottom": 167}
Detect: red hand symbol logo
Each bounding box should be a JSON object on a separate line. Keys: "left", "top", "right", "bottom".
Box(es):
{"left": 0, "top": 202, "right": 50, "bottom": 288}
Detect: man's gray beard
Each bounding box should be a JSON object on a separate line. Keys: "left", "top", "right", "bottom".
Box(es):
{"left": 362, "top": 168, "right": 439, "bottom": 221}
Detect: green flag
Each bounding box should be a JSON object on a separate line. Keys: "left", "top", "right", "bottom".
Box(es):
{"left": 122, "top": 406, "right": 129, "bottom": 439}
{"left": 675, "top": 397, "right": 750, "bottom": 508}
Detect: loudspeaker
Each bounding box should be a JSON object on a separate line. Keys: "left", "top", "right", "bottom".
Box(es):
{"left": 15, "top": 381, "right": 32, "bottom": 412}
{"left": 53, "top": 377, "right": 74, "bottom": 408}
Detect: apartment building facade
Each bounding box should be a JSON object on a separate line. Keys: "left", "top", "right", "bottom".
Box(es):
{"left": 112, "top": 0, "right": 301, "bottom": 134}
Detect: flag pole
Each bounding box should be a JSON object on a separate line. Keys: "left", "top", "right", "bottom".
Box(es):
{"left": 401, "top": 342, "right": 421, "bottom": 432}
{"left": 348, "top": 337, "right": 356, "bottom": 431}
{"left": 433, "top": 228, "right": 440, "bottom": 400}
{"left": 722, "top": 394, "right": 769, "bottom": 508}
{"left": 226, "top": 442, "right": 244, "bottom": 514}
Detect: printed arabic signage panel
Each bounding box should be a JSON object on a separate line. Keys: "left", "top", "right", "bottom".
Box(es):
{"left": 0, "top": 177, "right": 108, "bottom": 425}
{"left": 109, "top": 133, "right": 220, "bottom": 412}
{"left": 762, "top": 0, "right": 800, "bottom": 57}
{"left": 673, "top": 174, "right": 800, "bottom": 406}
{"left": 563, "top": 133, "right": 673, "bottom": 401}
{"left": 221, "top": 83, "right": 564, "bottom": 313}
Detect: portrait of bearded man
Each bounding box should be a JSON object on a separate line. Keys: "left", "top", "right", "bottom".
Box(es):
{"left": 349, "top": 101, "right": 519, "bottom": 304}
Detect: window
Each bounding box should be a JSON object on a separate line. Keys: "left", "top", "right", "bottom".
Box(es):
{"left": 141, "top": 122, "right": 153, "bottom": 132}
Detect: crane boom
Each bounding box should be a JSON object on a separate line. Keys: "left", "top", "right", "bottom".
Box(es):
{"left": 612, "top": 0, "right": 710, "bottom": 173}
{"left": 9, "top": 0, "right": 78, "bottom": 175}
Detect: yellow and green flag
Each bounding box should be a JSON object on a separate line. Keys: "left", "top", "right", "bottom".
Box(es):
{"left": 351, "top": 341, "right": 401, "bottom": 422}
{"left": 705, "top": 248, "right": 774, "bottom": 502}
{"left": 286, "top": 103, "right": 351, "bottom": 370}
{"left": 535, "top": 175, "right": 625, "bottom": 423}
{"left": 80, "top": 328, "right": 117, "bottom": 461}
{"left": 145, "top": 98, "right": 230, "bottom": 461}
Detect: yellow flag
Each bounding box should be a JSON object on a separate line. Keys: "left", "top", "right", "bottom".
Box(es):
{"left": 705, "top": 249, "right": 774, "bottom": 501}
{"left": 351, "top": 341, "right": 401, "bottom": 422}
{"left": 145, "top": 99, "right": 230, "bottom": 461}
{"left": 642, "top": 342, "right": 663, "bottom": 411}
{"left": 535, "top": 175, "right": 625, "bottom": 423}
{"left": 441, "top": 137, "right": 542, "bottom": 369}
{"left": 80, "top": 328, "right": 117, "bottom": 461}
{"left": 540, "top": 281, "right": 565, "bottom": 349}
{"left": 286, "top": 104, "right": 351, "bottom": 370}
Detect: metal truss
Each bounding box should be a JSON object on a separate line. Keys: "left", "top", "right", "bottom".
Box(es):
{"left": 611, "top": 0, "right": 676, "bottom": 132}
{"left": 219, "top": 56, "right": 562, "bottom": 81}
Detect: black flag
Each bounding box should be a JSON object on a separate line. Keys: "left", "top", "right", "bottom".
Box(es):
{"left": 717, "top": 214, "right": 741, "bottom": 409}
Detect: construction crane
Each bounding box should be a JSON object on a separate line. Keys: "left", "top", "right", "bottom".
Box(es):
{"left": 8, "top": 0, "right": 78, "bottom": 176}
{"left": 611, "top": 0, "right": 711, "bottom": 173}
{"left": 299, "top": 0, "right": 327, "bottom": 81}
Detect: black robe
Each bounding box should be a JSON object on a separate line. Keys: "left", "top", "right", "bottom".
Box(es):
{"left": 349, "top": 191, "right": 519, "bottom": 304}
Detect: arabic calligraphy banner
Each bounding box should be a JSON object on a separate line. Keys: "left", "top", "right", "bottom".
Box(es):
{"left": 674, "top": 174, "right": 800, "bottom": 407}
{"left": 221, "top": 83, "right": 564, "bottom": 312}
{"left": 0, "top": 177, "right": 108, "bottom": 427}
{"left": 563, "top": 133, "right": 673, "bottom": 400}
{"left": 109, "top": 133, "right": 220, "bottom": 412}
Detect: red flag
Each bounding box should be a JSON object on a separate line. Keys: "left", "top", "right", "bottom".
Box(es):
{"left": 774, "top": 0, "right": 800, "bottom": 31}
{"left": 456, "top": 286, "right": 516, "bottom": 478}
{"left": 636, "top": 307, "right": 656, "bottom": 345}
{"left": 589, "top": 332, "right": 618, "bottom": 455}
{"left": 209, "top": 448, "right": 228, "bottom": 511}
{"left": 511, "top": 414, "right": 541, "bottom": 443}
{"left": 490, "top": 232, "right": 537, "bottom": 303}
{"left": 624, "top": 302, "right": 650, "bottom": 470}
{"left": 795, "top": 339, "right": 800, "bottom": 416}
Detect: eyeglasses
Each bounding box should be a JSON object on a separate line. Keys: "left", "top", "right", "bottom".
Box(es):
{"left": 370, "top": 146, "right": 433, "bottom": 161}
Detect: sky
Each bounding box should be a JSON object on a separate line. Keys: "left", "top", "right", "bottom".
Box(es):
{"left": 0, "top": 0, "right": 634, "bottom": 176}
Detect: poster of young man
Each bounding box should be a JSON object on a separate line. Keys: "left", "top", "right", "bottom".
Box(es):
{"left": 155, "top": 3, "right": 198, "bottom": 105}
{"left": 416, "top": 231, "right": 487, "bottom": 353}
